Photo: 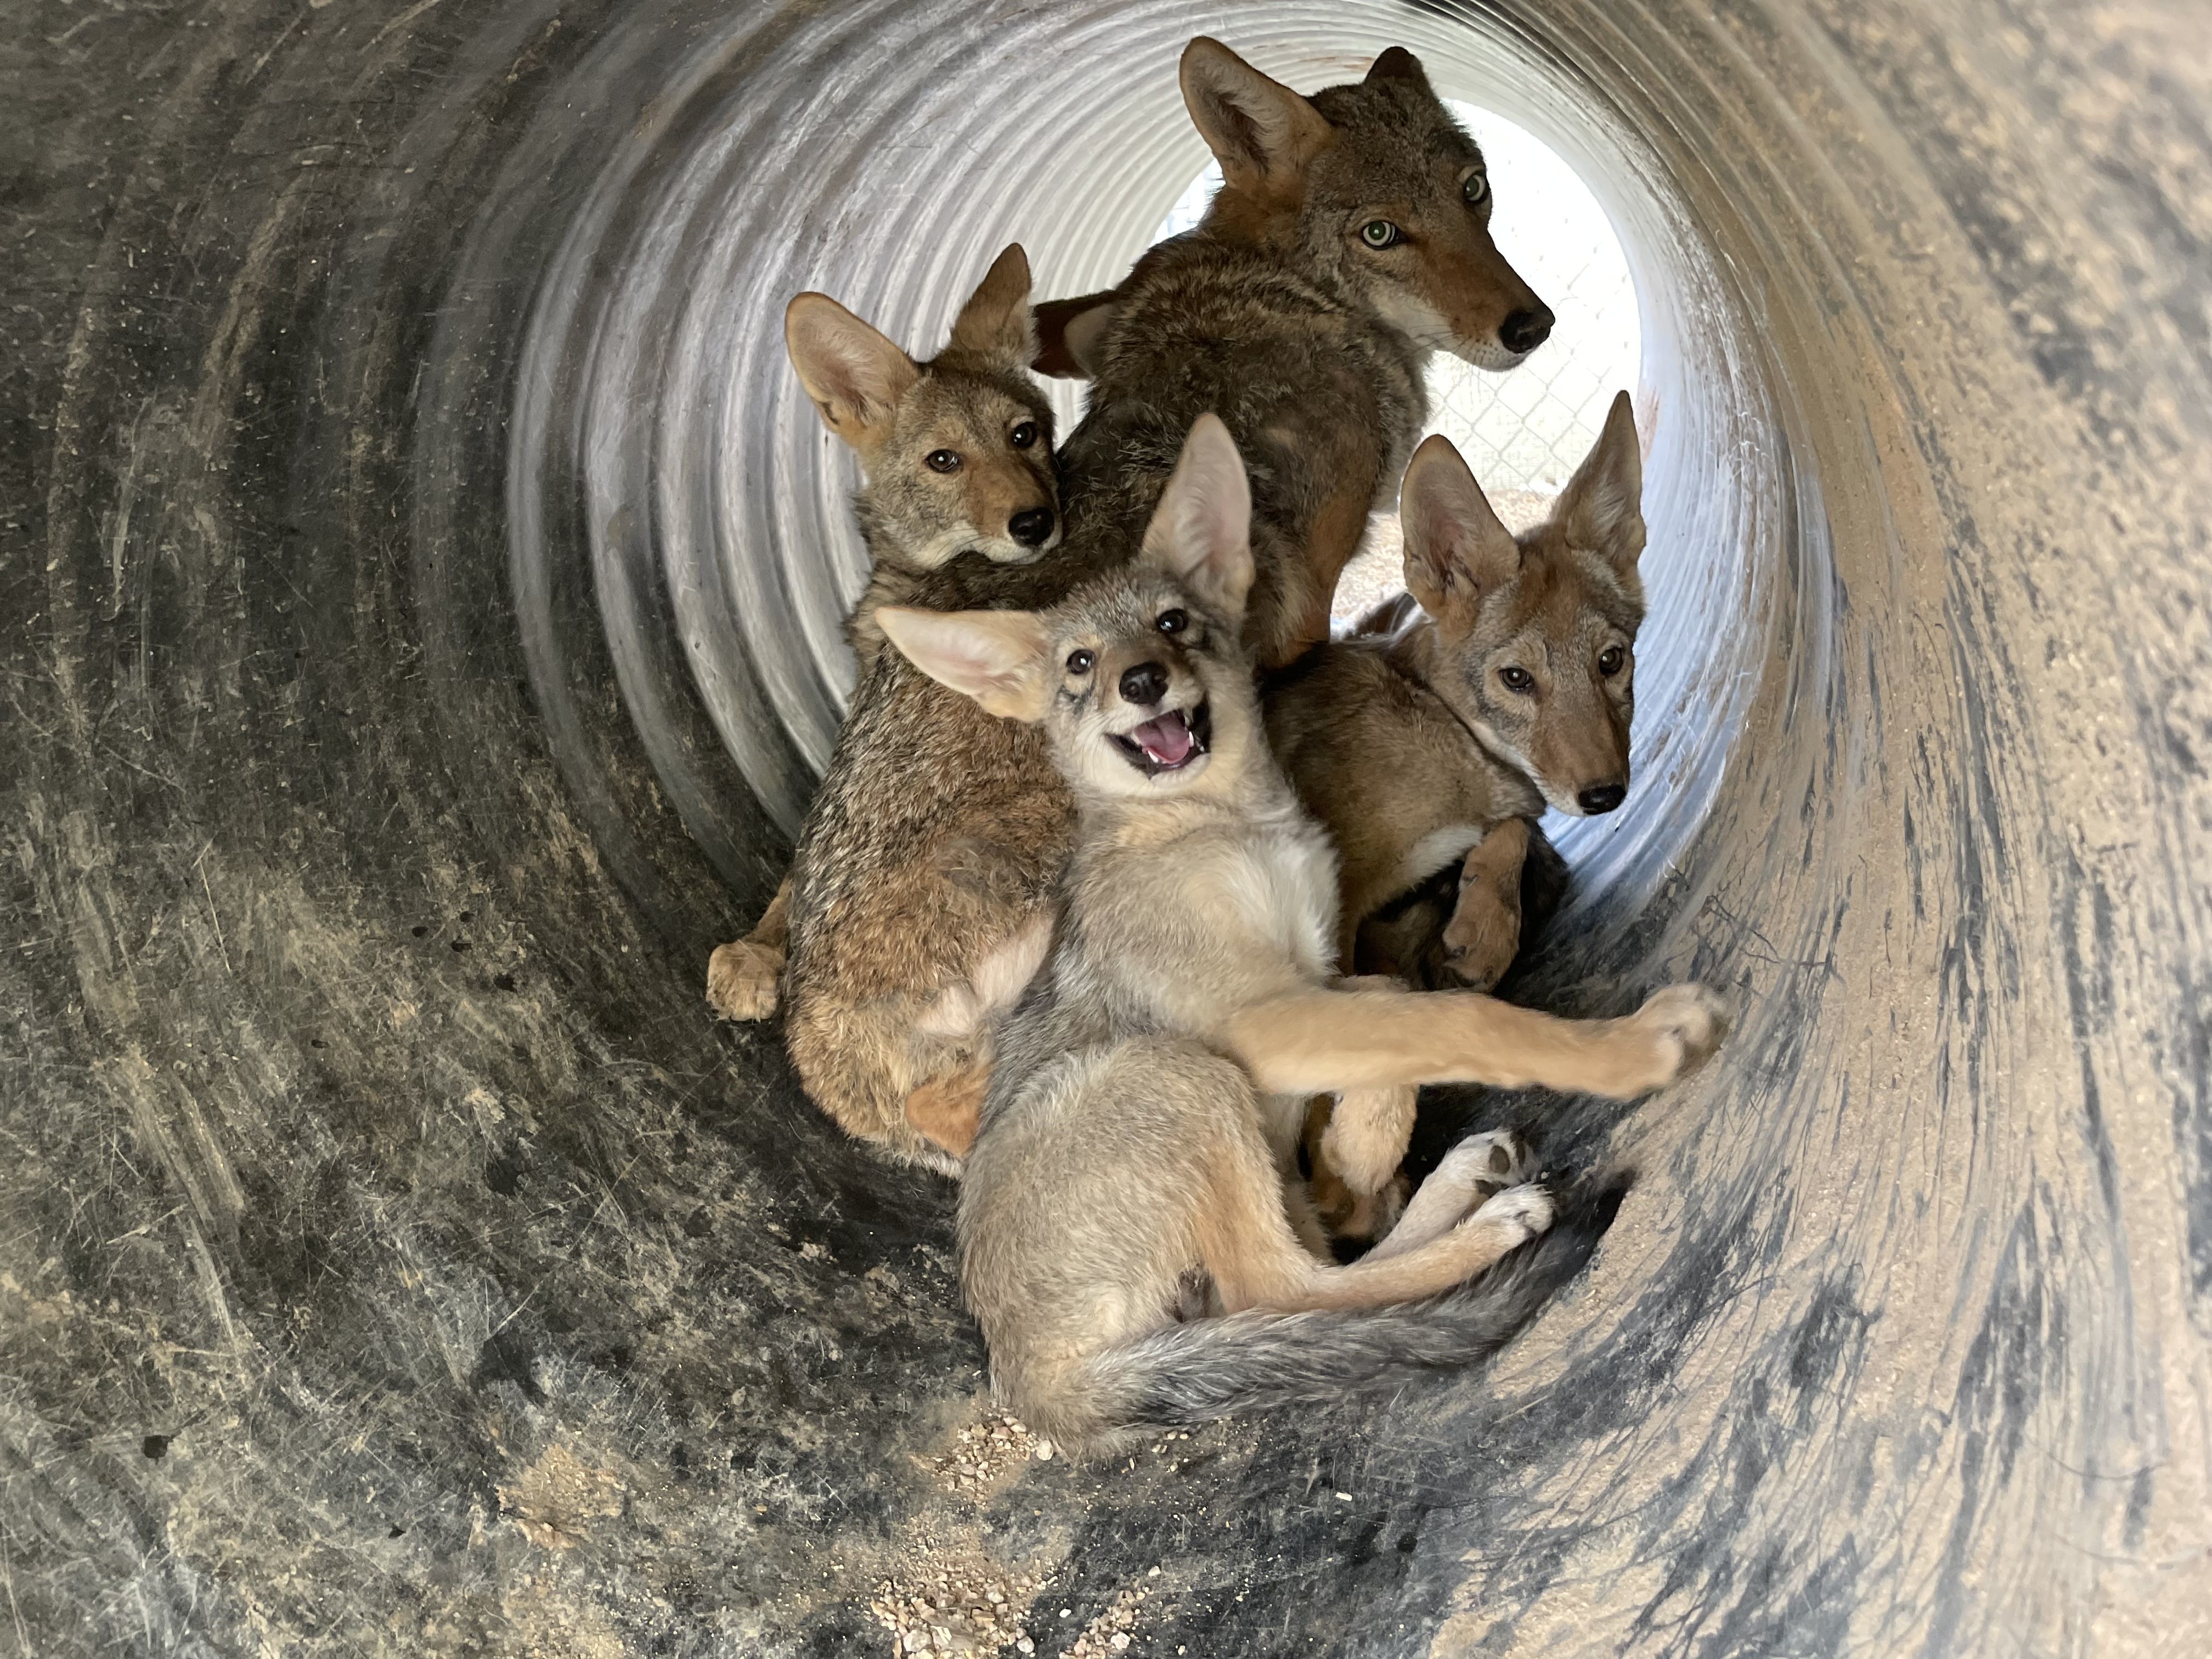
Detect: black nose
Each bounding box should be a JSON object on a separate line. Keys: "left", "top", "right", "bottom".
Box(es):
{"left": 1008, "top": 507, "right": 1054, "bottom": 547}
{"left": 1500, "top": 306, "right": 1554, "bottom": 355}
{"left": 1577, "top": 782, "right": 1626, "bottom": 815}
{"left": 1119, "top": 662, "right": 1168, "bottom": 706}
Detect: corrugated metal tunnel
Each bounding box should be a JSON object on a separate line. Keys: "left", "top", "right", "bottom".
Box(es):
{"left": 5, "top": 1, "right": 2210, "bottom": 1652}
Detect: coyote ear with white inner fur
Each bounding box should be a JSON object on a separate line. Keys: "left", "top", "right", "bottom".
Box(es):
{"left": 1180, "top": 38, "right": 1334, "bottom": 204}
{"left": 876, "top": 607, "right": 1053, "bottom": 723}
{"left": 785, "top": 294, "right": 921, "bottom": 452}
{"left": 1140, "top": 414, "right": 1255, "bottom": 622}
{"left": 1551, "top": 391, "right": 1647, "bottom": 580}
{"left": 946, "top": 244, "right": 1037, "bottom": 366}
{"left": 1400, "top": 434, "right": 1521, "bottom": 633}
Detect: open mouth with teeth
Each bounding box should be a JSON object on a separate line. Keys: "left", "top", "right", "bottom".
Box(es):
{"left": 1108, "top": 703, "right": 1211, "bottom": 776}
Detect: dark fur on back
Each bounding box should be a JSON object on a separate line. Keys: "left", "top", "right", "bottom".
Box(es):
{"left": 1058, "top": 234, "right": 1425, "bottom": 667}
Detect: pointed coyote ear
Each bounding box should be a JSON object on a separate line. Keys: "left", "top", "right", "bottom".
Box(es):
{"left": 785, "top": 293, "right": 919, "bottom": 452}
{"left": 1031, "top": 290, "right": 1122, "bottom": 380}
{"left": 1398, "top": 435, "right": 1521, "bottom": 634}
{"left": 1552, "top": 391, "right": 1646, "bottom": 579}
{"left": 945, "top": 244, "right": 1036, "bottom": 366}
{"left": 1364, "top": 47, "right": 1435, "bottom": 96}
{"left": 876, "top": 607, "right": 1053, "bottom": 723}
{"left": 1180, "top": 38, "right": 1333, "bottom": 205}
{"left": 1139, "top": 414, "right": 1255, "bottom": 621}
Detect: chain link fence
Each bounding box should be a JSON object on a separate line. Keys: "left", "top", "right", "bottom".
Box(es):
{"left": 1426, "top": 105, "right": 1639, "bottom": 495}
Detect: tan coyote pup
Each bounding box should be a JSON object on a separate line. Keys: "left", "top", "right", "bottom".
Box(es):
{"left": 881, "top": 416, "right": 1723, "bottom": 1449}
{"left": 705, "top": 246, "right": 1060, "bottom": 1025}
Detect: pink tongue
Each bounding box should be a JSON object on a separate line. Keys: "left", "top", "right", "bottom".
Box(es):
{"left": 1133, "top": 712, "right": 1195, "bottom": 765}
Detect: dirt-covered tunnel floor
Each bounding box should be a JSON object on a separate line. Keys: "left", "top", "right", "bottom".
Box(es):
{"left": 4, "top": 1, "right": 2211, "bottom": 1654}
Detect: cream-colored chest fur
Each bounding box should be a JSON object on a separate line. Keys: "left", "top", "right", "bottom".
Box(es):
{"left": 1190, "top": 806, "right": 1339, "bottom": 986}
{"left": 1080, "top": 792, "right": 1341, "bottom": 1039}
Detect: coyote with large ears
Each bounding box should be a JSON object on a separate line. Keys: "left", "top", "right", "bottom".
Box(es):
{"left": 1270, "top": 390, "right": 1652, "bottom": 995}
{"left": 880, "top": 416, "right": 1724, "bottom": 1450}
{"left": 1267, "top": 392, "right": 1655, "bottom": 1232}
{"left": 705, "top": 246, "right": 1062, "bottom": 1028}
{"left": 1041, "top": 37, "right": 1553, "bottom": 664}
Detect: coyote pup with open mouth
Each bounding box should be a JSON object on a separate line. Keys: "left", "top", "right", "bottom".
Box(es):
{"left": 881, "top": 417, "right": 1724, "bottom": 1451}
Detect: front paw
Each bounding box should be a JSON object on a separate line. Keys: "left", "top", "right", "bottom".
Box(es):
{"left": 1441, "top": 827, "right": 1528, "bottom": 990}
{"left": 706, "top": 940, "right": 782, "bottom": 1021}
{"left": 1618, "top": 983, "right": 1728, "bottom": 1092}
{"left": 1321, "top": 1084, "right": 1419, "bottom": 1197}
{"left": 1440, "top": 905, "right": 1519, "bottom": 992}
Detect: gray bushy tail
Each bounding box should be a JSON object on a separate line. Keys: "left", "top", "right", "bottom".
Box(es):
{"left": 1091, "top": 1193, "right": 1618, "bottom": 1431}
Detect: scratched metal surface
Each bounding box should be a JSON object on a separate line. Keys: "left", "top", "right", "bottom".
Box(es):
{"left": 3, "top": 0, "right": 2209, "bottom": 1652}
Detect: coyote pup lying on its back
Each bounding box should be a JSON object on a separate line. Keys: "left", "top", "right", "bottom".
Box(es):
{"left": 880, "top": 417, "right": 1724, "bottom": 1451}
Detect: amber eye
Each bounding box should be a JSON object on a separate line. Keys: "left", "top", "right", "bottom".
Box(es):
{"left": 926, "top": 450, "right": 961, "bottom": 473}
{"left": 1598, "top": 646, "right": 1626, "bottom": 677}
{"left": 1010, "top": 422, "right": 1039, "bottom": 450}
{"left": 1156, "top": 608, "right": 1187, "bottom": 635}
{"left": 1360, "top": 220, "right": 1402, "bottom": 249}
{"left": 1066, "top": 649, "right": 1094, "bottom": 674}
{"left": 1461, "top": 171, "right": 1490, "bottom": 206}
{"left": 1499, "top": 665, "right": 1535, "bottom": 693}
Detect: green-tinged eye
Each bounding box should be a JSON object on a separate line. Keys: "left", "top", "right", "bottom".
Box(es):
{"left": 1009, "top": 422, "right": 1039, "bottom": 450}
{"left": 1598, "top": 646, "right": 1626, "bottom": 677}
{"left": 1067, "top": 650, "right": 1094, "bottom": 674}
{"left": 1462, "top": 171, "right": 1490, "bottom": 206}
{"left": 1360, "top": 221, "right": 1402, "bottom": 249}
{"left": 927, "top": 449, "right": 961, "bottom": 473}
{"left": 1499, "top": 665, "right": 1535, "bottom": 693}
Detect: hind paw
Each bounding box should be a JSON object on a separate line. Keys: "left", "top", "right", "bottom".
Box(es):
{"left": 1440, "top": 872, "right": 1520, "bottom": 991}
{"left": 1464, "top": 1181, "right": 1553, "bottom": 1245}
{"left": 1433, "top": 1130, "right": 1538, "bottom": 1207}
{"left": 707, "top": 939, "right": 782, "bottom": 1022}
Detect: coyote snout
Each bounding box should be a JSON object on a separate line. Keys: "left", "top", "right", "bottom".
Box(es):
{"left": 1533, "top": 690, "right": 1631, "bottom": 819}
{"left": 913, "top": 431, "right": 1059, "bottom": 568}
{"left": 1104, "top": 661, "right": 1212, "bottom": 781}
